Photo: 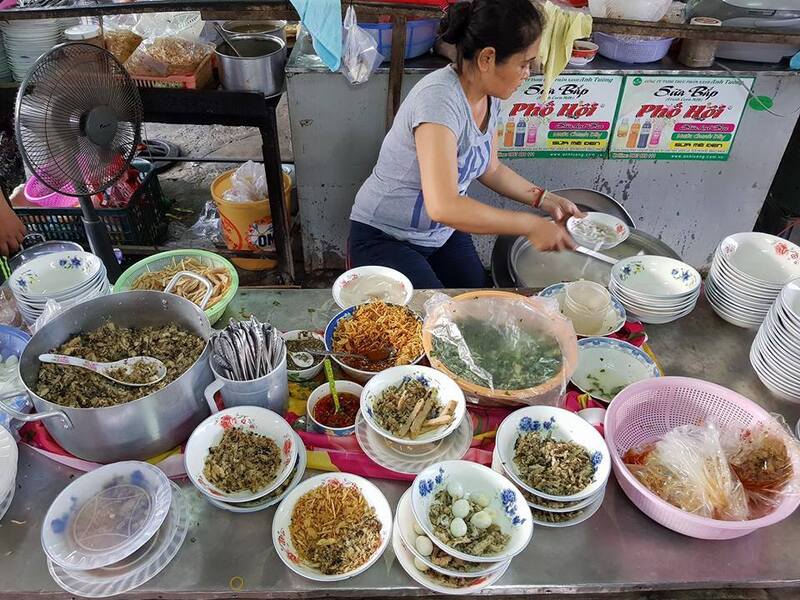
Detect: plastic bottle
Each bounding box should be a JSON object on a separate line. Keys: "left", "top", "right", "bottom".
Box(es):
{"left": 496, "top": 117, "right": 505, "bottom": 146}
{"left": 525, "top": 118, "right": 538, "bottom": 146}
{"left": 617, "top": 118, "right": 630, "bottom": 138}
{"left": 649, "top": 120, "right": 664, "bottom": 147}
{"left": 626, "top": 120, "right": 641, "bottom": 149}
{"left": 637, "top": 120, "right": 652, "bottom": 148}
{"left": 503, "top": 119, "right": 516, "bottom": 147}
{"left": 514, "top": 117, "right": 527, "bottom": 147}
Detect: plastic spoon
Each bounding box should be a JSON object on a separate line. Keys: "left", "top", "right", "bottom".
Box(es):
{"left": 289, "top": 349, "right": 393, "bottom": 369}
{"left": 39, "top": 354, "right": 167, "bottom": 387}
{"left": 323, "top": 358, "right": 340, "bottom": 413}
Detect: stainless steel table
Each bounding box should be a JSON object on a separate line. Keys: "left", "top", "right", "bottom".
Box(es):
{"left": 3, "top": 289, "right": 800, "bottom": 599}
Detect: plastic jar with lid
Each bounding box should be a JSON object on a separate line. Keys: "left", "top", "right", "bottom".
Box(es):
{"left": 64, "top": 24, "right": 104, "bottom": 48}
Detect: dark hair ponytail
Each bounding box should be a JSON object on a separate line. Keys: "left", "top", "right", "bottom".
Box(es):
{"left": 439, "top": 0, "right": 543, "bottom": 69}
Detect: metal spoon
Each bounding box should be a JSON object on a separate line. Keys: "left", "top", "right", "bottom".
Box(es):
{"left": 289, "top": 348, "right": 394, "bottom": 369}
{"left": 214, "top": 22, "right": 242, "bottom": 57}
{"left": 39, "top": 354, "right": 167, "bottom": 387}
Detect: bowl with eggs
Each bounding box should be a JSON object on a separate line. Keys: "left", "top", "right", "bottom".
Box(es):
{"left": 410, "top": 460, "right": 533, "bottom": 563}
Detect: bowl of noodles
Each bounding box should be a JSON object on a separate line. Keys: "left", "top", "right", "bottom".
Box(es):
{"left": 271, "top": 472, "right": 393, "bottom": 581}
{"left": 324, "top": 300, "right": 425, "bottom": 383}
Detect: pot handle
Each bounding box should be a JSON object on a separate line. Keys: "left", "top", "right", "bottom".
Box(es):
{"left": 0, "top": 392, "right": 72, "bottom": 429}
{"left": 164, "top": 271, "right": 214, "bottom": 310}
{"left": 204, "top": 378, "right": 225, "bottom": 414}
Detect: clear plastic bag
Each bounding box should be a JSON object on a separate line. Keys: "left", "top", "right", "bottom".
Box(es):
{"left": 340, "top": 6, "right": 384, "bottom": 85}
{"left": 723, "top": 417, "right": 800, "bottom": 518}
{"left": 103, "top": 15, "right": 143, "bottom": 63}
{"left": 589, "top": 0, "right": 672, "bottom": 21}
{"left": 125, "top": 36, "right": 214, "bottom": 77}
{"left": 221, "top": 161, "right": 268, "bottom": 203}
{"left": 423, "top": 292, "right": 577, "bottom": 406}
{"left": 625, "top": 423, "right": 750, "bottom": 521}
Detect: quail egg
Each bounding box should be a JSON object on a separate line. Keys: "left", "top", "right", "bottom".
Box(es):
{"left": 415, "top": 535, "right": 433, "bottom": 556}
{"left": 470, "top": 510, "right": 492, "bottom": 529}
{"left": 413, "top": 521, "right": 425, "bottom": 536}
{"left": 452, "top": 498, "right": 470, "bottom": 519}
{"left": 475, "top": 493, "right": 490, "bottom": 508}
{"left": 449, "top": 517, "right": 468, "bottom": 538}
{"left": 447, "top": 482, "right": 464, "bottom": 499}
{"left": 414, "top": 558, "right": 429, "bottom": 572}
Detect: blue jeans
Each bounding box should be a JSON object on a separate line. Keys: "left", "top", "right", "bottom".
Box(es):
{"left": 348, "top": 221, "right": 488, "bottom": 289}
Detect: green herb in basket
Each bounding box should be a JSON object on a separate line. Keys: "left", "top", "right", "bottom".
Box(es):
{"left": 130, "top": 257, "right": 232, "bottom": 308}
{"left": 431, "top": 317, "right": 562, "bottom": 390}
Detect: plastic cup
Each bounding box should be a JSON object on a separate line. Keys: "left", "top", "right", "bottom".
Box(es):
{"left": 565, "top": 280, "right": 611, "bottom": 312}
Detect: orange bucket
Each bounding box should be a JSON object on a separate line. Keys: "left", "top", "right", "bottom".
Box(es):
{"left": 210, "top": 169, "right": 293, "bottom": 270}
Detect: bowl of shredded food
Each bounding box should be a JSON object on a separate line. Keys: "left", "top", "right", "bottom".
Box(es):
{"left": 114, "top": 250, "right": 239, "bottom": 325}
{"left": 272, "top": 472, "right": 393, "bottom": 581}
{"left": 184, "top": 406, "right": 297, "bottom": 503}
{"left": 411, "top": 460, "right": 533, "bottom": 564}
{"left": 422, "top": 291, "right": 577, "bottom": 407}
{"left": 324, "top": 300, "right": 424, "bottom": 383}
{"left": 360, "top": 365, "right": 466, "bottom": 446}
{"left": 495, "top": 406, "right": 610, "bottom": 502}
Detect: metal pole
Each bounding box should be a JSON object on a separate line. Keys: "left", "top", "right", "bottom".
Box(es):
{"left": 78, "top": 196, "right": 121, "bottom": 281}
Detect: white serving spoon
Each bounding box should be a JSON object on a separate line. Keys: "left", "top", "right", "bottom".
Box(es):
{"left": 38, "top": 354, "right": 167, "bottom": 387}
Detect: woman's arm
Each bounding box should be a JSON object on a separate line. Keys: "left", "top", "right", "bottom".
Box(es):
{"left": 415, "top": 123, "right": 574, "bottom": 251}
{"left": 0, "top": 189, "right": 24, "bottom": 257}
{"left": 478, "top": 136, "right": 584, "bottom": 223}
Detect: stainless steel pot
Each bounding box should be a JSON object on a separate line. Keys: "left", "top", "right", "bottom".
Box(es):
{"left": 216, "top": 34, "right": 286, "bottom": 97}
{"left": 0, "top": 291, "right": 214, "bottom": 462}
{"left": 221, "top": 20, "right": 287, "bottom": 42}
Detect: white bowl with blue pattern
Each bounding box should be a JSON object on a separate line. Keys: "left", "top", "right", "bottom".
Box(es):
{"left": 360, "top": 365, "right": 466, "bottom": 446}
{"left": 611, "top": 255, "right": 701, "bottom": 299}
{"left": 538, "top": 283, "right": 626, "bottom": 337}
{"left": 571, "top": 337, "right": 661, "bottom": 403}
{"left": 496, "top": 406, "right": 611, "bottom": 502}
{"left": 410, "top": 460, "right": 533, "bottom": 563}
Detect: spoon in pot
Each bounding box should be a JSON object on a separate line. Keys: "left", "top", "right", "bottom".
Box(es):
{"left": 39, "top": 354, "right": 167, "bottom": 387}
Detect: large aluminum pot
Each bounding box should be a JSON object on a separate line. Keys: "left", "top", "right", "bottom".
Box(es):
{"left": 221, "top": 20, "right": 287, "bottom": 42}
{"left": 216, "top": 34, "right": 286, "bottom": 97}
{"left": 0, "top": 291, "right": 214, "bottom": 463}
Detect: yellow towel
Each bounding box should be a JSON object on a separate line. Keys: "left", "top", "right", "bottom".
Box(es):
{"left": 538, "top": 1, "right": 592, "bottom": 100}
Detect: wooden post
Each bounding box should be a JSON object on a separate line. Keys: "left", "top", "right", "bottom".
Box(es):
{"left": 386, "top": 14, "right": 408, "bottom": 131}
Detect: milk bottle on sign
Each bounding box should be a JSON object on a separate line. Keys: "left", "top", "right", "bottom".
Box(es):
{"left": 514, "top": 117, "right": 527, "bottom": 147}
{"left": 637, "top": 121, "right": 652, "bottom": 148}
{"left": 626, "top": 120, "right": 641, "bottom": 149}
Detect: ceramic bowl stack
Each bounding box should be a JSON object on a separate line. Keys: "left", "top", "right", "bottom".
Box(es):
{"left": 750, "top": 278, "right": 800, "bottom": 402}
{"left": 393, "top": 460, "right": 531, "bottom": 594}
{"left": 609, "top": 255, "right": 701, "bottom": 324}
{"left": 0, "top": 426, "right": 18, "bottom": 522}
{"left": 184, "top": 406, "right": 303, "bottom": 513}
{"left": 8, "top": 251, "right": 110, "bottom": 324}
{"left": 706, "top": 233, "right": 800, "bottom": 329}
{"left": 495, "top": 407, "right": 611, "bottom": 527}
{"left": 0, "top": 19, "right": 63, "bottom": 82}
{"left": 42, "top": 461, "right": 189, "bottom": 597}
{"left": 356, "top": 365, "right": 471, "bottom": 475}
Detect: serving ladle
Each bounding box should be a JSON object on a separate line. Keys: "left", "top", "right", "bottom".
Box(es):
{"left": 39, "top": 354, "right": 167, "bottom": 387}
{"left": 289, "top": 347, "right": 394, "bottom": 369}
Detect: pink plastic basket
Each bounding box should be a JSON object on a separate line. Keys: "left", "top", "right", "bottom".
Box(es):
{"left": 605, "top": 376, "right": 800, "bottom": 539}
{"left": 23, "top": 177, "right": 78, "bottom": 209}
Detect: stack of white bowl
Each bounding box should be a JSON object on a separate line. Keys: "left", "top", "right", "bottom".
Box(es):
{"left": 184, "top": 406, "right": 306, "bottom": 513}
{"left": 706, "top": 232, "right": 800, "bottom": 329}
{"left": 8, "top": 251, "right": 110, "bottom": 324}
{"left": 0, "top": 426, "right": 18, "bottom": 522}
{"left": 392, "top": 460, "right": 532, "bottom": 594}
{"left": 42, "top": 461, "right": 189, "bottom": 597}
{"left": 0, "top": 19, "right": 63, "bottom": 82}
{"left": 357, "top": 365, "right": 471, "bottom": 475}
{"left": 609, "top": 255, "right": 701, "bottom": 324}
{"left": 495, "top": 407, "right": 611, "bottom": 527}
{"left": 750, "top": 278, "right": 800, "bottom": 402}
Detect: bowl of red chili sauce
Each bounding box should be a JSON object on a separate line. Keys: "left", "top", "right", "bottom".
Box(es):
{"left": 306, "top": 380, "right": 364, "bottom": 436}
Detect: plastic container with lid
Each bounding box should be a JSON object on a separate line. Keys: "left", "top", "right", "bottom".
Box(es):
{"left": 64, "top": 24, "right": 104, "bottom": 47}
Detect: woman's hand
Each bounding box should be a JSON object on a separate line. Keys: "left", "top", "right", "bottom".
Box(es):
{"left": 540, "top": 192, "right": 585, "bottom": 224}
{"left": 0, "top": 200, "right": 25, "bottom": 257}
{"left": 526, "top": 216, "right": 576, "bottom": 252}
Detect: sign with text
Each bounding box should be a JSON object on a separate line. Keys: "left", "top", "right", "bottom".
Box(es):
{"left": 498, "top": 75, "right": 624, "bottom": 159}
{"left": 609, "top": 75, "right": 754, "bottom": 161}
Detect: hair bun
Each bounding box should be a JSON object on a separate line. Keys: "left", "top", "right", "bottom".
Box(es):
{"left": 439, "top": 2, "right": 472, "bottom": 45}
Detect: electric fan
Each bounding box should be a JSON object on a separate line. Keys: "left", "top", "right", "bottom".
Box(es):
{"left": 15, "top": 42, "right": 144, "bottom": 280}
